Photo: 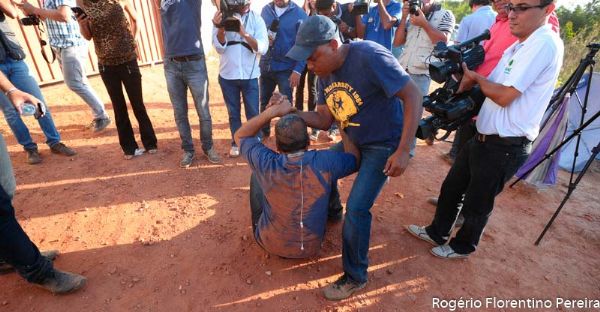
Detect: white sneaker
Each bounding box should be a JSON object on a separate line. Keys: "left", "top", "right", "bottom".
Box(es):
{"left": 310, "top": 130, "right": 320, "bottom": 141}
{"left": 124, "top": 148, "right": 145, "bottom": 160}
{"left": 430, "top": 245, "right": 469, "bottom": 259}
{"left": 229, "top": 146, "right": 240, "bottom": 158}
{"left": 407, "top": 225, "right": 438, "bottom": 246}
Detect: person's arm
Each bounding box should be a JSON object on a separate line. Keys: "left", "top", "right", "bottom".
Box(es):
{"left": 355, "top": 13, "right": 365, "bottom": 39}
{"left": 75, "top": 0, "right": 92, "bottom": 40}
{"left": 409, "top": 7, "right": 449, "bottom": 44}
{"left": 122, "top": 0, "right": 139, "bottom": 39}
{"left": 297, "top": 105, "right": 334, "bottom": 131}
{"left": 1, "top": 0, "right": 18, "bottom": 18}
{"left": 0, "top": 72, "right": 43, "bottom": 112}
{"left": 393, "top": 1, "right": 409, "bottom": 46}
{"left": 457, "top": 62, "right": 520, "bottom": 107}
{"left": 383, "top": 79, "right": 422, "bottom": 177}
{"left": 234, "top": 92, "right": 296, "bottom": 146}
{"left": 238, "top": 16, "right": 259, "bottom": 52}
{"left": 212, "top": 11, "right": 227, "bottom": 50}
{"left": 377, "top": 0, "right": 395, "bottom": 30}
{"left": 15, "top": 1, "right": 70, "bottom": 23}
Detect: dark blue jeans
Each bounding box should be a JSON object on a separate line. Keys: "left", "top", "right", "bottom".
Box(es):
{"left": 259, "top": 69, "right": 293, "bottom": 136}
{"left": 426, "top": 138, "right": 530, "bottom": 254}
{"left": 330, "top": 142, "right": 393, "bottom": 284}
{"left": 0, "top": 185, "right": 53, "bottom": 283}
{"left": 218, "top": 76, "right": 260, "bottom": 146}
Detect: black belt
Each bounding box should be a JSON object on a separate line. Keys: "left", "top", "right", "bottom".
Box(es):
{"left": 475, "top": 133, "right": 530, "bottom": 146}
{"left": 169, "top": 54, "right": 203, "bottom": 62}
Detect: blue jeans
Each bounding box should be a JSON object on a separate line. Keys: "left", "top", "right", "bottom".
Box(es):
{"left": 0, "top": 58, "right": 61, "bottom": 151}
{"left": 259, "top": 69, "right": 293, "bottom": 136}
{"left": 55, "top": 45, "right": 108, "bottom": 120}
{"left": 0, "top": 134, "right": 15, "bottom": 199}
{"left": 164, "top": 57, "right": 213, "bottom": 154}
{"left": 409, "top": 73, "right": 432, "bottom": 157}
{"left": 218, "top": 76, "right": 259, "bottom": 146}
{"left": 330, "top": 142, "right": 394, "bottom": 283}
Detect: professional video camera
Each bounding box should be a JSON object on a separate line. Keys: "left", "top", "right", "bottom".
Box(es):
{"left": 219, "top": 0, "right": 249, "bottom": 32}
{"left": 352, "top": 0, "right": 369, "bottom": 15}
{"left": 20, "top": 15, "right": 40, "bottom": 26}
{"left": 408, "top": 0, "right": 422, "bottom": 15}
{"left": 416, "top": 30, "right": 491, "bottom": 140}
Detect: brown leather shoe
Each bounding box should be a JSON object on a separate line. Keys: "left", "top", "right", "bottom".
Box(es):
{"left": 36, "top": 269, "right": 87, "bottom": 294}
{"left": 50, "top": 142, "right": 77, "bottom": 156}
{"left": 26, "top": 149, "right": 42, "bottom": 164}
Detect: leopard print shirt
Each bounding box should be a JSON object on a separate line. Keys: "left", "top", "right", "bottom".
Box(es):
{"left": 83, "top": 0, "right": 137, "bottom": 65}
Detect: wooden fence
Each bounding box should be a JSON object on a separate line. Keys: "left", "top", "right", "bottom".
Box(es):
{"left": 6, "top": 0, "right": 164, "bottom": 85}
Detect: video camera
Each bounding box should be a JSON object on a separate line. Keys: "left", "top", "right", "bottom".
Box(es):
{"left": 416, "top": 30, "right": 490, "bottom": 140}
{"left": 408, "top": 0, "right": 422, "bottom": 15}
{"left": 352, "top": 0, "right": 369, "bottom": 15}
{"left": 219, "top": 0, "right": 249, "bottom": 32}
{"left": 20, "top": 15, "right": 40, "bottom": 26}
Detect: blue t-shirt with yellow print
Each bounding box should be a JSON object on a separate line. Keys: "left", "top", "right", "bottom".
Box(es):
{"left": 317, "top": 40, "right": 410, "bottom": 149}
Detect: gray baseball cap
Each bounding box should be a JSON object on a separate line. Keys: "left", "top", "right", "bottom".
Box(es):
{"left": 286, "top": 15, "right": 338, "bottom": 61}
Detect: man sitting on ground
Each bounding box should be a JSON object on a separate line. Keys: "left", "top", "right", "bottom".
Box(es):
{"left": 235, "top": 92, "right": 359, "bottom": 258}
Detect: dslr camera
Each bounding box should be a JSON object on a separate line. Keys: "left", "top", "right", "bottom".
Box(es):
{"left": 219, "top": 0, "right": 249, "bottom": 32}
{"left": 20, "top": 15, "right": 40, "bottom": 26}
{"left": 408, "top": 0, "right": 422, "bottom": 15}
{"left": 415, "top": 30, "right": 491, "bottom": 140}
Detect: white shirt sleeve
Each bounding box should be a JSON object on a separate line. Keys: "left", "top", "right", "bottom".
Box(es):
{"left": 212, "top": 27, "right": 227, "bottom": 54}
{"left": 252, "top": 12, "right": 269, "bottom": 56}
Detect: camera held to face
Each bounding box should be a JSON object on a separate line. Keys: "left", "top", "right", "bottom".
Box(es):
{"left": 416, "top": 30, "right": 491, "bottom": 140}
{"left": 352, "top": 0, "right": 369, "bottom": 15}
{"left": 219, "top": 0, "right": 249, "bottom": 32}
{"left": 408, "top": 0, "right": 422, "bottom": 15}
{"left": 20, "top": 15, "right": 41, "bottom": 26}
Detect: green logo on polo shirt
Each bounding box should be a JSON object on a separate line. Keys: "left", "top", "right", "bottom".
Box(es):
{"left": 504, "top": 59, "right": 514, "bottom": 75}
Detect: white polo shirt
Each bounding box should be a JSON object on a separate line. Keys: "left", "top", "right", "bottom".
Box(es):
{"left": 476, "top": 24, "right": 564, "bottom": 141}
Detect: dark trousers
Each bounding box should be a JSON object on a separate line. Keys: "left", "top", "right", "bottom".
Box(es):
{"left": 426, "top": 137, "right": 530, "bottom": 254}
{"left": 0, "top": 185, "right": 53, "bottom": 283}
{"left": 448, "top": 120, "right": 477, "bottom": 158}
{"left": 99, "top": 59, "right": 157, "bottom": 155}
{"left": 294, "top": 67, "right": 317, "bottom": 112}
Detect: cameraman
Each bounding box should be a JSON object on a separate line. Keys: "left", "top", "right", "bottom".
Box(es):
{"left": 212, "top": 0, "right": 268, "bottom": 157}
{"left": 15, "top": 0, "right": 111, "bottom": 132}
{"left": 407, "top": 0, "right": 563, "bottom": 259}
{"left": 355, "top": 0, "right": 401, "bottom": 51}
{"left": 395, "top": 0, "right": 455, "bottom": 150}
{"left": 0, "top": 1, "right": 76, "bottom": 164}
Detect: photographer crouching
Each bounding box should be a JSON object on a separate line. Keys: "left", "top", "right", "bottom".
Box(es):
{"left": 407, "top": 0, "right": 563, "bottom": 259}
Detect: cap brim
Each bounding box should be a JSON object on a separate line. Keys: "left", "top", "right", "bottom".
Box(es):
{"left": 286, "top": 45, "right": 316, "bottom": 62}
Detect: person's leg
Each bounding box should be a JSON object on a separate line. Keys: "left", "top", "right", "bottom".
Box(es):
{"left": 327, "top": 142, "right": 345, "bottom": 219}
{"left": 341, "top": 145, "right": 393, "bottom": 284}
{"left": 0, "top": 134, "right": 16, "bottom": 202}
{"left": 99, "top": 64, "right": 138, "bottom": 155}
{"left": 120, "top": 60, "right": 157, "bottom": 150}
{"left": 0, "top": 185, "right": 53, "bottom": 284}
{"left": 448, "top": 141, "right": 530, "bottom": 254}
{"left": 58, "top": 46, "right": 109, "bottom": 120}
{"left": 184, "top": 58, "right": 213, "bottom": 154}
{"left": 164, "top": 59, "right": 194, "bottom": 153}
{"left": 0, "top": 90, "right": 37, "bottom": 151}
{"left": 249, "top": 173, "right": 265, "bottom": 232}
{"left": 409, "top": 73, "right": 433, "bottom": 155}
{"left": 275, "top": 70, "right": 293, "bottom": 105}
{"left": 240, "top": 78, "right": 260, "bottom": 134}
{"left": 219, "top": 76, "right": 242, "bottom": 146}
{"left": 259, "top": 72, "right": 277, "bottom": 137}
{"left": 425, "top": 138, "right": 474, "bottom": 245}
{"left": 294, "top": 67, "right": 307, "bottom": 111}
{"left": 307, "top": 71, "right": 317, "bottom": 112}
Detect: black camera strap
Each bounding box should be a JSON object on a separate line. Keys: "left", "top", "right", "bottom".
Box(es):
{"left": 226, "top": 40, "right": 253, "bottom": 52}
{"left": 35, "top": 23, "right": 56, "bottom": 64}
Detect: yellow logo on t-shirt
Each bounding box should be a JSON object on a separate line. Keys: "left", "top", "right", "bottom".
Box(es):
{"left": 323, "top": 82, "right": 363, "bottom": 129}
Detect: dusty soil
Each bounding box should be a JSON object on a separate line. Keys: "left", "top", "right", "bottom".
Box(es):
{"left": 0, "top": 55, "right": 599, "bottom": 311}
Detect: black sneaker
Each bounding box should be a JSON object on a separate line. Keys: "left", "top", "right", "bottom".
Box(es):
{"left": 36, "top": 269, "right": 87, "bottom": 294}
{"left": 26, "top": 149, "right": 42, "bottom": 164}
{"left": 50, "top": 142, "right": 77, "bottom": 156}
{"left": 323, "top": 274, "right": 366, "bottom": 301}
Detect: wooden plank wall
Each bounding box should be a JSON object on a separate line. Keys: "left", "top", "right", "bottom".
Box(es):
{"left": 5, "top": 0, "right": 164, "bottom": 86}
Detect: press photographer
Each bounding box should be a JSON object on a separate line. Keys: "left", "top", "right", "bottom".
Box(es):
{"left": 354, "top": 0, "right": 401, "bottom": 51}
{"left": 407, "top": 0, "right": 564, "bottom": 259}
{"left": 212, "top": 0, "right": 268, "bottom": 157}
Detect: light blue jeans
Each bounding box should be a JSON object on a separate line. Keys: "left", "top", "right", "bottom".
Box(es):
{"left": 164, "top": 57, "right": 213, "bottom": 154}
{"left": 54, "top": 45, "right": 108, "bottom": 120}
{"left": 0, "top": 58, "right": 61, "bottom": 151}
{"left": 0, "top": 133, "right": 15, "bottom": 199}
{"left": 409, "top": 73, "right": 432, "bottom": 157}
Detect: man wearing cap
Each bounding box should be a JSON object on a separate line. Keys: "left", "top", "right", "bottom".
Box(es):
{"left": 286, "top": 15, "right": 422, "bottom": 300}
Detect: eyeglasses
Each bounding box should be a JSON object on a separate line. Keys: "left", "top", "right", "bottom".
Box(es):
{"left": 504, "top": 3, "right": 548, "bottom": 14}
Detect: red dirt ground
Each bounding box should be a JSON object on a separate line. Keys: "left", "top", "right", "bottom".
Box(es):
{"left": 0, "top": 56, "right": 598, "bottom": 311}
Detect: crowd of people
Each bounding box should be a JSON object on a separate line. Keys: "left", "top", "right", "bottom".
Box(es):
{"left": 0, "top": 0, "right": 563, "bottom": 302}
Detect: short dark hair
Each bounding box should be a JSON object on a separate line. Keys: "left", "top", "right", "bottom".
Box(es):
{"left": 315, "top": 0, "right": 335, "bottom": 11}
{"left": 469, "top": 0, "right": 491, "bottom": 6}
{"left": 539, "top": 0, "right": 555, "bottom": 6}
{"left": 275, "top": 114, "right": 309, "bottom": 153}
